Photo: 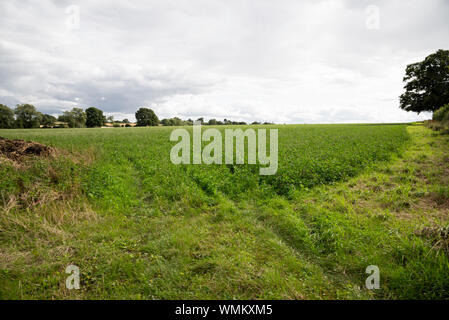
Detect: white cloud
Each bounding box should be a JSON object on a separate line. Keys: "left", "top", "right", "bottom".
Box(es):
{"left": 0, "top": 0, "right": 447, "bottom": 122}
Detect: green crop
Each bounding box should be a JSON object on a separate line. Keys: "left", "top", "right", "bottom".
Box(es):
{"left": 2, "top": 124, "right": 448, "bottom": 300}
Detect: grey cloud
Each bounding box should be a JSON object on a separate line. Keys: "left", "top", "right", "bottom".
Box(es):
{"left": 0, "top": 0, "right": 446, "bottom": 122}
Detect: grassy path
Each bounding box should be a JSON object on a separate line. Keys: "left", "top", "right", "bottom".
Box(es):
{"left": 277, "top": 125, "right": 449, "bottom": 298}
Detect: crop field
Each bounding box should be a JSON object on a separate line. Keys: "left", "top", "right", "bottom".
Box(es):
{"left": 1, "top": 124, "right": 448, "bottom": 299}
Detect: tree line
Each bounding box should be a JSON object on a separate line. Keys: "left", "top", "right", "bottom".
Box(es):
{"left": 0, "top": 104, "right": 107, "bottom": 129}
{"left": 160, "top": 117, "right": 273, "bottom": 126}
{"left": 0, "top": 104, "right": 273, "bottom": 129}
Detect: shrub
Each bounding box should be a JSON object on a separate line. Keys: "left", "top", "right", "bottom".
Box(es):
{"left": 433, "top": 103, "right": 449, "bottom": 121}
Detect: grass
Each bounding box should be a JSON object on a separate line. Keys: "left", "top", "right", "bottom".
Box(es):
{"left": 0, "top": 124, "right": 448, "bottom": 299}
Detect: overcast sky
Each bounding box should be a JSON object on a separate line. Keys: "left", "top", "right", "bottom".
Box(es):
{"left": 0, "top": 0, "right": 447, "bottom": 123}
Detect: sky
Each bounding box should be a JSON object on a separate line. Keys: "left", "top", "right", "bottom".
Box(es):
{"left": 0, "top": 0, "right": 447, "bottom": 123}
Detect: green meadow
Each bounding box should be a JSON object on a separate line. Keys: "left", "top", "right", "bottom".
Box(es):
{"left": 1, "top": 124, "right": 448, "bottom": 299}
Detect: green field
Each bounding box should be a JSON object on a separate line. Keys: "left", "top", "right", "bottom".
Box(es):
{"left": 1, "top": 124, "right": 448, "bottom": 299}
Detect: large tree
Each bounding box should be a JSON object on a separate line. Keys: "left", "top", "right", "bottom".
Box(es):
{"left": 85, "top": 107, "right": 105, "bottom": 127}
{"left": 14, "top": 104, "right": 42, "bottom": 128}
{"left": 0, "top": 104, "right": 15, "bottom": 128}
{"left": 399, "top": 49, "right": 449, "bottom": 113}
{"left": 135, "top": 108, "right": 159, "bottom": 126}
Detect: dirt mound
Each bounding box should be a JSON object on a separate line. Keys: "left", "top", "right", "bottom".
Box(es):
{"left": 0, "top": 137, "right": 55, "bottom": 162}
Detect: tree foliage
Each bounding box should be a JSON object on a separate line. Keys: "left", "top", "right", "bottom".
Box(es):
{"left": 432, "top": 103, "right": 449, "bottom": 121}
{"left": 86, "top": 107, "right": 105, "bottom": 128}
{"left": 41, "top": 114, "right": 57, "bottom": 127}
{"left": 0, "top": 104, "right": 15, "bottom": 128}
{"left": 14, "top": 104, "right": 42, "bottom": 128}
{"left": 59, "top": 108, "right": 86, "bottom": 128}
{"left": 400, "top": 49, "right": 449, "bottom": 113}
{"left": 161, "top": 117, "right": 185, "bottom": 126}
{"left": 207, "top": 118, "right": 217, "bottom": 125}
{"left": 135, "top": 108, "right": 159, "bottom": 126}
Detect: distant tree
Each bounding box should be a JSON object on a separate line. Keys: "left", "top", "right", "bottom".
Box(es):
{"left": 57, "top": 114, "right": 68, "bottom": 122}
{"left": 71, "top": 108, "right": 87, "bottom": 127}
{"left": 106, "top": 115, "right": 114, "bottom": 123}
{"left": 196, "top": 117, "right": 204, "bottom": 124}
{"left": 61, "top": 111, "right": 71, "bottom": 127}
{"left": 0, "top": 104, "right": 15, "bottom": 128}
{"left": 86, "top": 107, "right": 105, "bottom": 127}
{"left": 61, "top": 108, "right": 86, "bottom": 128}
{"left": 61, "top": 112, "right": 73, "bottom": 127}
{"left": 122, "top": 118, "right": 130, "bottom": 123}
{"left": 161, "top": 117, "right": 184, "bottom": 126}
{"left": 252, "top": 121, "right": 261, "bottom": 125}
{"left": 171, "top": 117, "right": 184, "bottom": 126}
{"left": 135, "top": 108, "right": 159, "bottom": 126}
{"left": 14, "top": 104, "right": 42, "bottom": 128}
{"left": 400, "top": 49, "right": 449, "bottom": 114}
{"left": 60, "top": 111, "right": 72, "bottom": 125}
{"left": 41, "top": 114, "right": 57, "bottom": 127}
{"left": 207, "top": 118, "right": 217, "bottom": 125}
